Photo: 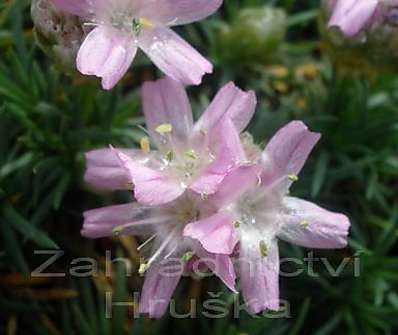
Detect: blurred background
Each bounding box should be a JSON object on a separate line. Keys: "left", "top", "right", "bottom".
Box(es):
{"left": 1, "top": 0, "right": 398, "bottom": 334}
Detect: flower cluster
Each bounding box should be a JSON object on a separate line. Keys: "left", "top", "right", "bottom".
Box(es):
{"left": 83, "top": 77, "right": 350, "bottom": 317}
{"left": 50, "top": 0, "right": 223, "bottom": 89}
{"left": 327, "top": 0, "right": 398, "bottom": 37}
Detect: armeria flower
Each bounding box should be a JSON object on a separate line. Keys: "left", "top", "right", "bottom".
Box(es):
{"left": 82, "top": 191, "right": 236, "bottom": 318}
{"left": 183, "top": 121, "right": 351, "bottom": 314}
{"left": 51, "top": 0, "right": 223, "bottom": 89}
{"left": 328, "top": 0, "right": 385, "bottom": 37}
{"left": 85, "top": 77, "right": 256, "bottom": 206}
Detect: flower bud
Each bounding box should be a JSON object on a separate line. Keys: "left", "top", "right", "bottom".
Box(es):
{"left": 31, "top": 0, "right": 85, "bottom": 72}
{"left": 217, "top": 6, "right": 287, "bottom": 66}
{"left": 321, "top": 0, "right": 398, "bottom": 74}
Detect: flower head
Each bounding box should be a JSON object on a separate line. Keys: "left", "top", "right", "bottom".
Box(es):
{"left": 85, "top": 77, "right": 256, "bottom": 206}
{"left": 51, "top": 0, "right": 223, "bottom": 89}
{"left": 184, "top": 121, "right": 351, "bottom": 314}
{"left": 82, "top": 191, "right": 236, "bottom": 318}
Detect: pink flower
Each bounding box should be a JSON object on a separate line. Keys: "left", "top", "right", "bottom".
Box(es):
{"left": 51, "top": 0, "right": 223, "bottom": 89}
{"left": 184, "top": 121, "right": 351, "bottom": 314}
{"left": 328, "top": 0, "right": 381, "bottom": 37}
{"left": 85, "top": 77, "right": 256, "bottom": 206}
{"left": 82, "top": 192, "right": 236, "bottom": 318}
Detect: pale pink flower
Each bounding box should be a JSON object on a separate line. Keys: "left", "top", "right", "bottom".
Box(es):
{"left": 184, "top": 121, "right": 351, "bottom": 314}
{"left": 82, "top": 192, "right": 236, "bottom": 318}
{"left": 51, "top": 0, "right": 223, "bottom": 89}
{"left": 85, "top": 77, "right": 256, "bottom": 206}
{"left": 328, "top": 0, "right": 384, "bottom": 37}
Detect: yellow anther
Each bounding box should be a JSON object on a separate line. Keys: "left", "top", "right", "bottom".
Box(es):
{"left": 140, "top": 136, "right": 151, "bottom": 154}
{"left": 299, "top": 220, "right": 309, "bottom": 228}
{"left": 181, "top": 251, "right": 194, "bottom": 262}
{"left": 155, "top": 123, "right": 173, "bottom": 134}
{"left": 185, "top": 149, "right": 198, "bottom": 160}
{"left": 139, "top": 18, "right": 154, "bottom": 29}
{"left": 259, "top": 240, "right": 268, "bottom": 257}
{"left": 138, "top": 263, "right": 149, "bottom": 275}
{"left": 288, "top": 174, "right": 299, "bottom": 182}
{"left": 112, "top": 225, "right": 124, "bottom": 236}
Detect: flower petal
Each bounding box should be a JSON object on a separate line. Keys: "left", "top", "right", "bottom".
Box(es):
{"left": 278, "top": 197, "right": 350, "bottom": 249}
{"left": 142, "top": 77, "right": 193, "bottom": 149}
{"left": 114, "top": 149, "right": 184, "bottom": 206}
{"left": 51, "top": 0, "right": 93, "bottom": 16}
{"left": 84, "top": 148, "right": 141, "bottom": 191}
{"left": 81, "top": 203, "right": 155, "bottom": 238}
{"left": 139, "top": 261, "right": 182, "bottom": 318}
{"left": 138, "top": 0, "right": 223, "bottom": 26}
{"left": 139, "top": 26, "right": 212, "bottom": 85}
{"left": 239, "top": 239, "right": 280, "bottom": 314}
{"left": 184, "top": 211, "right": 237, "bottom": 255}
{"left": 192, "top": 242, "right": 237, "bottom": 293}
{"left": 77, "top": 27, "right": 137, "bottom": 90}
{"left": 195, "top": 82, "right": 257, "bottom": 133}
{"left": 190, "top": 118, "right": 246, "bottom": 195}
{"left": 210, "top": 165, "right": 260, "bottom": 208}
{"left": 261, "top": 121, "right": 320, "bottom": 186}
{"left": 328, "top": 0, "right": 378, "bottom": 36}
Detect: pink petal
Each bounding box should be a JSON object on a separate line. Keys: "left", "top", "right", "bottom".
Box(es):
{"left": 190, "top": 118, "right": 246, "bottom": 195}
{"left": 138, "top": 0, "right": 223, "bottom": 26}
{"left": 278, "top": 197, "right": 350, "bottom": 249}
{"left": 139, "top": 26, "right": 212, "bottom": 85}
{"left": 261, "top": 121, "right": 320, "bottom": 184}
{"left": 192, "top": 242, "right": 237, "bottom": 292}
{"left": 239, "top": 239, "right": 280, "bottom": 314}
{"left": 84, "top": 148, "right": 141, "bottom": 191}
{"left": 139, "top": 262, "right": 182, "bottom": 318}
{"left": 81, "top": 203, "right": 154, "bottom": 238}
{"left": 51, "top": 0, "right": 93, "bottom": 16}
{"left": 142, "top": 77, "right": 193, "bottom": 149}
{"left": 210, "top": 165, "right": 260, "bottom": 208}
{"left": 184, "top": 212, "right": 237, "bottom": 255}
{"left": 77, "top": 27, "right": 137, "bottom": 90}
{"left": 328, "top": 0, "right": 378, "bottom": 36}
{"left": 114, "top": 149, "right": 184, "bottom": 206}
{"left": 195, "top": 82, "right": 257, "bottom": 133}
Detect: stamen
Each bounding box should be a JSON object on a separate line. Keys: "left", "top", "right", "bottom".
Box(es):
{"left": 138, "top": 263, "right": 149, "bottom": 275}
{"left": 155, "top": 123, "right": 173, "bottom": 134}
{"left": 165, "top": 150, "right": 174, "bottom": 162}
{"left": 140, "top": 136, "right": 151, "bottom": 154}
{"left": 132, "top": 18, "right": 141, "bottom": 35}
{"left": 146, "top": 228, "right": 178, "bottom": 267}
{"left": 139, "top": 18, "right": 154, "bottom": 29}
{"left": 112, "top": 225, "right": 124, "bottom": 236}
{"left": 234, "top": 221, "right": 241, "bottom": 228}
{"left": 299, "top": 220, "right": 309, "bottom": 228}
{"left": 181, "top": 251, "right": 194, "bottom": 262}
{"left": 185, "top": 149, "right": 198, "bottom": 160}
{"left": 288, "top": 174, "right": 299, "bottom": 182}
{"left": 259, "top": 240, "right": 268, "bottom": 257}
{"left": 137, "top": 234, "right": 157, "bottom": 252}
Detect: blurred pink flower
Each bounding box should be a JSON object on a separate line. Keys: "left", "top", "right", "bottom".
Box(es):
{"left": 328, "top": 0, "right": 381, "bottom": 37}
{"left": 82, "top": 192, "right": 236, "bottom": 318}
{"left": 184, "top": 121, "right": 351, "bottom": 314}
{"left": 85, "top": 77, "right": 256, "bottom": 206}
{"left": 51, "top": 0, "right": 223, "bottom": 89}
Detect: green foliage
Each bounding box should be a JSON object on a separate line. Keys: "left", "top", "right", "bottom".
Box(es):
{"left": 0, "top": 0, "right": 397, "bottom": 334}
